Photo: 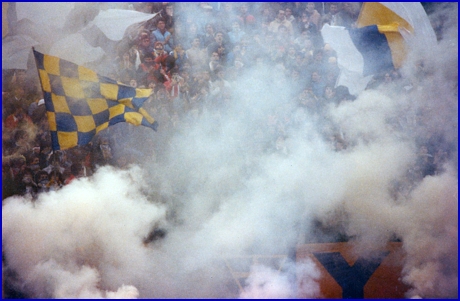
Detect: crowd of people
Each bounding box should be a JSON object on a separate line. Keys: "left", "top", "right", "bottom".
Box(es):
{"left": 1, "top": 2, "right": 454, "bottom": 201}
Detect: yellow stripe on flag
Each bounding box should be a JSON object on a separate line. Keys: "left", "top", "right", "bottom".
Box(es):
{"left": 124, "top": 112, "right": 143, "bottom": 126}
{"left": 357, "top": 3, "right": 414, "bottom": 68}
{"left": 57, "top": 131, "right": 78, "bottom": 150}
{"left": 34, "top": 50, "right": 158, "bottom": 150}
{"left": 138, "top": 107, "right": 155, "bottom": 124}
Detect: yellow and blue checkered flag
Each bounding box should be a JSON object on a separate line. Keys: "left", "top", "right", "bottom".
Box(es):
{"left": 33, "top": 49, "right": 158, "bottom": 151}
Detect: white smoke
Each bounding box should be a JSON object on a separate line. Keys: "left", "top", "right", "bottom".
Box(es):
{"left": 2, "top": 165, "right": 165, "bottom": 298}
{"left": 240, "top": 264, "right": 297, "bottom": 299}
{"left": 2, "top": 2, "right": 458, "bottom": 299}
{"left": 239, "top": 259, "right": 321, "bottom": 299}
{"left": 398, "top": 168, "right": 458, "bottom": 298}
{"left": 26, "top": 260, "right": 139, "bottom": 298}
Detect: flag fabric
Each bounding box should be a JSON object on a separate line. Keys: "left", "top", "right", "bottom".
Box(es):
{"left": 349, "top": 24, "right": 395, "bottom": 77}
{"left": 366, "top": 2, "right": 437, "bottom": 47}
{"left": 356, "top": 2, "right": 414, "bottom": 71}
{"left": 321, "top": 24, "right": 374, "bottom": 95}
{"left": 321, "top": 2, "right": 436, "bottom": 95}
{"left": 33, "top": 49, "right": 158, "bottom": 151}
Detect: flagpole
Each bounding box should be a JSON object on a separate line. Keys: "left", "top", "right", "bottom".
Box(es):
{"left": 32, "top": 47, "right": 59, "bottom": 182}
{"left": 33, "top": 48, "right": 158, "bottom": 151}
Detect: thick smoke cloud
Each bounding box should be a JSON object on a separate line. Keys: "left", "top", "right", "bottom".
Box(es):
{"left": 3, "top": 166, "right": 165, "bottom": 298}
{"left": 2, "top": 2, "right": 458, "bottom": 299}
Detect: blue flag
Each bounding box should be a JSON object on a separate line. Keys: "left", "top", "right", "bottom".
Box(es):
{"left": 33, "top": 49, "right": 158, "bottom": 151}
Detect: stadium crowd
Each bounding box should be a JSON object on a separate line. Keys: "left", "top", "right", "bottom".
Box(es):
{"left": 2, "top": 2, "right": 454, "bottom": 201}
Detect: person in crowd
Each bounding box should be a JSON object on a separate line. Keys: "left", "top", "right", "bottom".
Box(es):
{"left": 228, "top": 20, "right": 247, "bottom": 45}
{"left": 307, "top": 49, "right": 327, "bottom": 79}
{"left": 47, "top": 171, "right": 64, "bottom": 191}
{"left": 309, "top": 70, "right": 327, "bottom": 99}
{"left": 268, "top": 9, "right": 294, "bottom": 35}
{"left": 293, "top": 29, "right": 314, "bottom": 54}
{"left": 91, "top": 135, "right": 115, "bottom": 170}
{"left": 9, "top": 129, "right": 32, "bottom": 156}
{"left": 155, "top": 43, "right": 176, "bottom": 76}
{"left": 64, "top": 163, "right": 85, "bottom": 185}
{"left": 288, "top": 68, "right": 306, "bottom": 98}
{"left": 27, "top": 154, "right": 41, "bottom": 175}
{"left": 206, "top": 31, "right": 230, "bottom": 63}
{"left": 115, "top": 49, "right": 137, "bottom": 73}
{"left": 241, "top": 36, "right": 258, "bottom": 65}
{"left": 216, "top": 3, "right": 238, "bottom": 33}
{"left": 151, "top": 18, "right": 174, "bottom": 53}
{"left": 35, "top": 170, "right": 50, "bottom": 193}
{"left": 163, "top": 3, "right": 175, "bottom": 33}
{"left": 152, "top": 41, "right": 167, "bottom": 61}
{"left": 226, "top": 56, "right": 246, "bottom": 83}
{"left": 180, "top": 22, "right": 201, "bottom": 50}
{"left": 5, "top": 104, "right": 33, "bottom": 130}
{"left": 198, "top": 4, "right": 218, "bottom": 31}
{"left": 274, "top": 24, "right": 293, "bottom": 47}
{"left": 321, "top": 3, "right": 345, "bottom": 27}
{"left": 169, "top": 73, "right": 186, "bottom": 112}
{"left": 256, "top": 3, "right": 275, "bottom": 31}
{"left": 325, "top": 56, "right": 340, "bottom": 86}
{"left": 286, "top": 2, "right": 306, "bottom": 19}
{"left": 136, "top": 31, "right": 155, "bottom": 62}
{"left": 209, "top": 66, "right": 231, "bottom": 98}
{"left": 238, "top": 3, "right": 256, "bottom": 33}
{"left": 304, "top": 2, "right": 321, "bottom": 29}
{"left": 16, "top": 168, "right": 37, "bottom": 197}
{"left": 323, "top": 86, "right": 339, "bottom": 105}
{"left": 323, "top": 43, "right": 338, "bottom": 59}
{"left": 340, "top": 2, "right": 361, "bottom": 28}
{"left": 296, "top": 10, "right": 314, "bottom": 36}
{"left": 170, "top": 44, "right": 188, "bottom": 70}
{"left": 189, "top": 74, "right": 210, "bottom": 108}
{"left": 208, "top": 51, "right": 222, "bottom": 74}
{"left": 283, "top": 45, "right": 299, "bottom": 71}
{"left": 186, "top": 37, "right": 208, "bottom": 69}
{"left": 43, "top": 152, "right": 66, "bottom": 175}
{"left": 8, "top": 69, "right": 38, "bottom": 99}
{"left": 284, "top": 7, "right": 296, "bottom": 23}
{"left": 2, "top": 160, "right": 17, "bottom": 200}
{"left": 137, "top": 52, "right": 157, "bottom": 87}
{"left": 27, "top": 97, "right": 43, "bottom": 118}
{"left": 202, "top": 23, "right": 216, "bottom": 48}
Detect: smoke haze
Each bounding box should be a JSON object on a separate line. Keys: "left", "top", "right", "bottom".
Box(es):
{"left": 2, "top": 2, "right": 457, "bottom": 299}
